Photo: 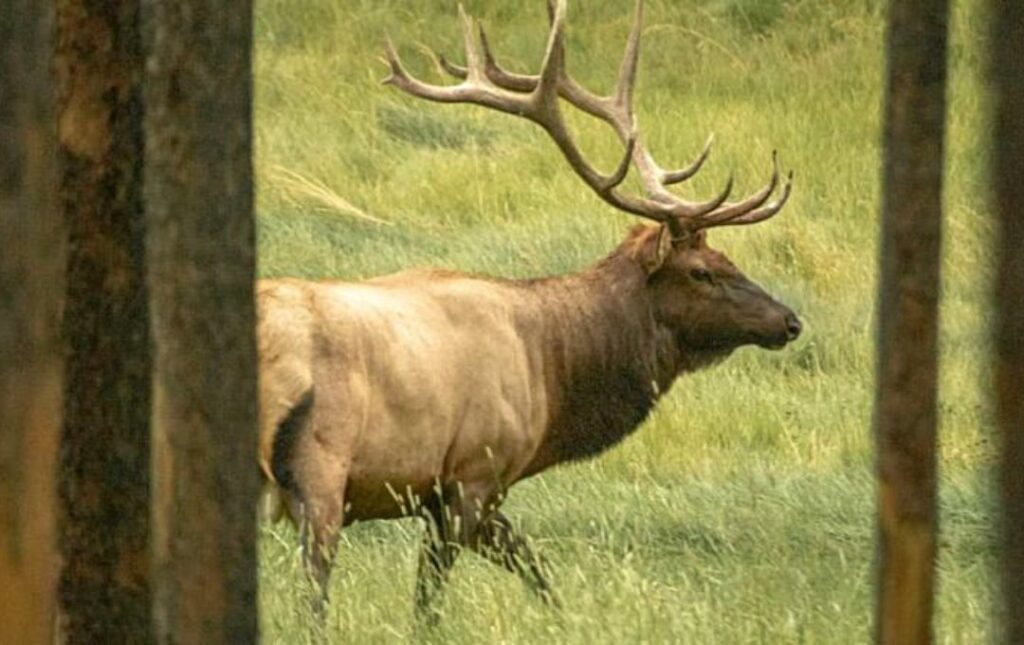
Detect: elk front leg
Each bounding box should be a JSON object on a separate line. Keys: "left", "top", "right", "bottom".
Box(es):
{"left": 472, "top": 511, "right": 559, "bottom": 607}
{"left": 414, "top": 495, "right": 461, "bottom": 625}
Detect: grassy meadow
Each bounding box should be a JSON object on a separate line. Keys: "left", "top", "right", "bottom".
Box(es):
{"left": 253, "top": 0, "right": 996, "bottom": 642}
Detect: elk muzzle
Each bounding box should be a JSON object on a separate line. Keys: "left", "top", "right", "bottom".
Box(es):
{"left": 759, "top": 302, "right": 802, "bottom": 350}
{"left": 785, "top": 311, "right": 803, "bottom": 341}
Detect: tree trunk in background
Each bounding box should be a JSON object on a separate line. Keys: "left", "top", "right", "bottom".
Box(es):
{"left": 0, "top": 1, "right": 63, "bottom": 642}
{"left": 874, "top": 1, "right": 948, "bottom": 643}
{"left": 992, "top": 1, "right": 1024, "bottom": 642}
{"left": 54, "top": 1, "right": 151, "bottom": 640}
{"left": 143, "top": 1, "right": 260, "bottom": 641}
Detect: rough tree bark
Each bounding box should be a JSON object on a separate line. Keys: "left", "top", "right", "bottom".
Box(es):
{"left": 54, "top": 1, "right": 151, "bottom": 640}
{"left": 0, "top": 1, "right": 63, "bottom": 643}
{"left": 874, "top": 0, "right": 949, "bottom": 643}
{"left": 143, "top": 1, "right": 260, "bottom": 641}
{"left": 992, "top": 0, "right": 1024, "bottom": 642}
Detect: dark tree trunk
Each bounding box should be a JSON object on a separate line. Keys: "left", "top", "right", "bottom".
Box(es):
{"left": 0, "top": 1, "right": 63, "bottom": 642}
{"left": 992, "top": 1, "right": 1024, "bottom": 642}
{"left": 874, "top": 0, "right": 949, "bottom": 643}
{"left": 54, "top": 1, "right": 151, "bottom": 640}
{"left": 142, "top": 1, "right": 260, "bottom": 641}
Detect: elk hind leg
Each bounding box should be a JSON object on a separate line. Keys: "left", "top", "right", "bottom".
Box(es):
{"left": 472, "top": 511, "right": 559, "bottom": 607}
{"left": 297, "top": 451, "right": 348, "bottom": 611}
{"left": 285, "top": 425, "right": 348, "bottom": 617}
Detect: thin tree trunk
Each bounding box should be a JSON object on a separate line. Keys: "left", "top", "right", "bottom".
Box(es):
{"left": 0, "top": 1, "right": 63, "bottom": 642}
{"left": 874, "top": 1, "right": 949, "bottom": 643}
{"left": 992, "top": 0, "right": 1024, "bottom": 641}
{"left": 54, "top": 1, "right": 151, "bottom": 640}
{"left": 142, "top": 1, "right": 260, "bottom": 641}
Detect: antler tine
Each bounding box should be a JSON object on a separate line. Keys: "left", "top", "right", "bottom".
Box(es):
{"left": 382, "top": 40, "right": 500, "bottom": 110}
{"left": 383, "top": 8, "right": 538, "bottom": 117}
{"left": 436, "top": 5, "right": 633, "bottom": 129}
{"left": 437, "top": 23, "right": 553, "bottom": 93}
{"left": 561, "top": 0, "right": 737, "bottom": 220}
{"left": 688, "top": 174, "right": 735, "bottom": 217}
{"left": 662, "top": 134, "right": 714, "bottom": 185}
{"left": 688, "top": 151, "right": 781, "bottom": 227}
{"left": 534, "top": 0, "right": 567, "bottom": 109}
{"left": 436, "top": 52, "right": 466, "bottom": 80}
{"left": 605, "top": 134, "right": 638, "bottom": 191}
{"left": 546, "top": 0, "right": 557, "bottom": 24}
{"left": 521, "top": 0, "right": 643, "bottom": 196}
{"left": 382, "top": 38, "right": 408, "bottom": 86}
{"left": 614, "top": 0, "right": 643, "bottom": 111}
{"left": 709, "top": 171, "right": 794, "bottom": 228}
{"left": 458, "top": 5, "right": 485, "bottom": 80}
{"left": 479, "top": 25, "right": 537, "bottom": 91}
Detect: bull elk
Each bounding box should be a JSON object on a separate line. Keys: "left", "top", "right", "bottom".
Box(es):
{"left": 258, "top": 0, "right": 801, "bottom": 622}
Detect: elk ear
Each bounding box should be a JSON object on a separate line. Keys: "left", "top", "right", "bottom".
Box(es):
{"left": 634, "top": 225, "right": 673, "bottom": 275}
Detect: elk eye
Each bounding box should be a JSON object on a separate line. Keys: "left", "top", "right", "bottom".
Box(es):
{"left": 690, "top": 267, "right": 713, "bottom": 283}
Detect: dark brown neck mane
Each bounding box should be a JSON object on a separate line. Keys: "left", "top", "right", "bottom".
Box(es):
{"left": 514, "top": 242, "right": 725, "bottom": 474}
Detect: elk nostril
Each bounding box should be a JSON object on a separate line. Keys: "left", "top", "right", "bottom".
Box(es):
{"left": 785, "top": 314, "right": 802, "bottom": 340}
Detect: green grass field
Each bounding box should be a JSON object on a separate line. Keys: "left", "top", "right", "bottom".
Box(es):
{"left": 252, "top": 1, "right": 996, "bottom": 641}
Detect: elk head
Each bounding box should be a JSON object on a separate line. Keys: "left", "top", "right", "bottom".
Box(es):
{"left": 629, "top": 226, "right": 801, "bottom": 354}
{"left": 384, "top": 0, "right": 801, "bottom": 354}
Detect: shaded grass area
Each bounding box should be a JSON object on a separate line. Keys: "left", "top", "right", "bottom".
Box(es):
{"left": 254, "top": 0, "right": 996, "bottom": 641}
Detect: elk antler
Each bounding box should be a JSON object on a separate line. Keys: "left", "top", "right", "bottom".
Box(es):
{"left": 383, "top": 0, "right": 792, "bottom": 238}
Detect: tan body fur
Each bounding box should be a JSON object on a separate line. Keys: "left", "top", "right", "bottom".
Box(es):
{"left": 256, "top": 226, "right": 801, "bottom": 617}
{"left": 260, "top": 230, "right": 666, "bottom": 522}
{"left": 258, "top": 270, "right": 554, "bottom": 522}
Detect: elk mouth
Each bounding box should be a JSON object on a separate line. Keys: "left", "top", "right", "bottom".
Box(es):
{"left": 757, "top": 313, "right": 802, "bottom": 350}
{"left": 759, "top": 334, "right": 791, "bottom": 351}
